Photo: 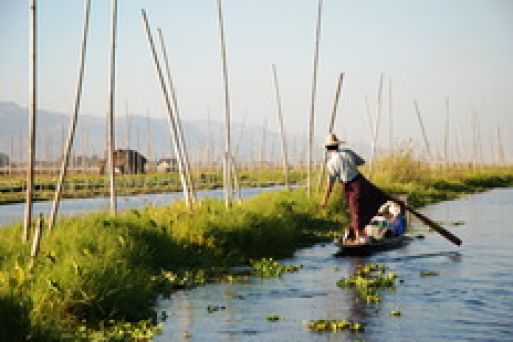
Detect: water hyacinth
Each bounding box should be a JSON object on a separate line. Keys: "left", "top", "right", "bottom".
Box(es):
{"left": 250, "top": 258, "right": 303, "bottom": 277}
{"left": 336, "top": 263, "right": 398, "bottom": 304}
{"left": 305, "top": 319, "right": 364, "bottom": 333}
{"left": 74, "top": 319, "right": 162, "bottom": 341}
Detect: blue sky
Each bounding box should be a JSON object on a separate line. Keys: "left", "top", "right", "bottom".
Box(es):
{"left": 1, "top": 0, "right": 512, "bottom": 160}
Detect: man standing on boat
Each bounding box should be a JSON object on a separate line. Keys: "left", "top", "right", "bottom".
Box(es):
{"left": 319, "top": 133, "right": 390, "bottom": 244}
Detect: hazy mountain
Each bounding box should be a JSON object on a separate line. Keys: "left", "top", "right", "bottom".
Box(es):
{"left": 0, "top": 102, "right": 372, "bottom": 164}
{"left": 0, "top": 101, "right": 336, "bottom": 164}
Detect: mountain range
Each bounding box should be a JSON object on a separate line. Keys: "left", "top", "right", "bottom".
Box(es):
{"left": 0, "top": 102, "right": 372, "bottom": 164}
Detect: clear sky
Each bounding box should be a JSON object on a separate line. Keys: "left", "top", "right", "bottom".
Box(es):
{"left": 1, "top": 0, "right": 512, "bottom": 161}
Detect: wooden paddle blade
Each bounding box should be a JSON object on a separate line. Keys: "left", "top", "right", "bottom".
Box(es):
{"left": 386, "top": 193, "right": 462, "bottom": 246}
{"left": 406, "top": 206, "right": 462, "bottom": 246}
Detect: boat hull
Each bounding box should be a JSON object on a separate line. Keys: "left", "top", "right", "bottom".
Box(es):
{"left": 335, "top": 235, "right": 412, "bottom": 256}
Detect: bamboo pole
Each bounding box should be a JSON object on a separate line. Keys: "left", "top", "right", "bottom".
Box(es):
{"left": 413, "top": 99, "right": 433, "bottom": 161}
{"left": 370, "top": 73, "right": 384, "bottom": 164}
{"left": 230, "top": 155, "right": 242, "bottom": 203}
{"left": 206, "top": 109, "right": 213, "bottom": 169}
{"left": 475, "top": 111, "right": 482, "bottom": 165}
{"left": 307, "top": 0, "right": 323, "bottom": 197}
{"left": 271, "top": 64, "right": 290, "bottom": 190}
{"left": 9, "top": 137, "right": 13, "bottom": 175}
{"left": 317, "top": 72, "right": 344, "bottom": 191}
{"left": 496, "top": 126, "right": 504, "bottom": 165}
{"left": 107, "top": 0, "right": 118, "bottom": 215}
{"left": 367, "top": 74, "right": 384, "bottom": 179}
{"left": 48, "top": 0, "right": 90, "bottom": 232}
{"left": 216, "top": 0, "right": 233, "bottom": 208}
{"left": 125, "top": 101, "right": 130, "bottom": 149}
{"left": 444, "top": 98, "right": 450, "bottom": 166}
{"left": 146, "top": 114, "right": 152, "bottom": 167}
{"left": 141, "top": 9, "right": 191, "bottom": 207}
{"left": 364, "top": 94, "right": 373, "bottom": 138}
{"left": 157, "top": 28, "right": 196, "bottom": 203}
{"left": 234, "top": 111, "right": 247, "bottom": 160}
{"left": 23, "top": 0, "right": 37, "bottom": 243}
{"left": 259, "top": 119, "right": 267, "bottom": 186}
{"left": 388, "top": 78, "right": 393, "bottom": 153}
{"left": 29, "top": 213, "right": 44, "bottom": 269}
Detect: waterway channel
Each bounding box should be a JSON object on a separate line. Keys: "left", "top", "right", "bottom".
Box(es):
{"left": 154, "top": 188, "right": 513, "bottom": 341}
{"left": 0, "top": 186, "right": 285, "bottom": 227}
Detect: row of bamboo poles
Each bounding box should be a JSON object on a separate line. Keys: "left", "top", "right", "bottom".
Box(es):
{"left": 21, "top": 0, "right": 304, "bottom": 245}
{"left": 18, "top": 0, "right": 510, "bottom": 247}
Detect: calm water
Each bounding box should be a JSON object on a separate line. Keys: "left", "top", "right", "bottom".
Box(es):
{"left": 0, "top": 186, "right": 285, "bottom": 227}
{"left": 155, "top": 188, "right": 513, "bottom": 342}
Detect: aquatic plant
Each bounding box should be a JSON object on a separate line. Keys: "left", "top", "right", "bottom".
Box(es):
{"left": 420, "top": 271, "right": 439, "bottom": 277}
{"left": 336, "top": 263, "right": 398, "bottom": 304}
{"left": 389, "top": 309, "right": 401, "bottom": 317}
{"left": 304, "top": 319, "right": 364, "bottom": 333}
{"left": 250, "top": 258, "right": 303, "bottom": 277}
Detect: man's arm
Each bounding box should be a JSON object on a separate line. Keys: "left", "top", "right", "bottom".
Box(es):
{"left": 352, "top": 151, "right": 365, "bottom": 166}
{"left": 320, "top": 179, "right": 334, "bottom": 209}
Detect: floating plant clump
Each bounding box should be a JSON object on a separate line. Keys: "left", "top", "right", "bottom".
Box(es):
{"left": 336, "top": 263, "right": 398, "bottom": 304}
{"left": 250, "top": 258, "right": 303, "bottom": 277}
{"left": 420, "top": 270, "right": 439, "bottom": 277}
{"left": 75, "top": 319, "right": 162, "bottom": 341}
{"left": 151, "top": 269, "right": 207, "bottom": 292}
{"left": 389, "top": 309, "right": 401, "bottom": 317}
{"left": 304, "top": 319, "right": 364, "bottom": 333}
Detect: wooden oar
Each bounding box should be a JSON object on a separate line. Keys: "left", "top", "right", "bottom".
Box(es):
{"left": 388, "top": 194, "right": 462, "bottom": 246}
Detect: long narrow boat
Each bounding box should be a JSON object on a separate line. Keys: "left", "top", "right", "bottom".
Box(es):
{"left": 335, "top": 234, "right": 413, "bottom": 256}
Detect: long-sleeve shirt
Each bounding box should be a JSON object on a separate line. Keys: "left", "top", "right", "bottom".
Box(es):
{"left": 326, "top": 148, "right": 365, "bottom": 184}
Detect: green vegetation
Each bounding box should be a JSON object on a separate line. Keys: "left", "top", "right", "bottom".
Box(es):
{"left": 0, "top": 152, "right": 512, "bottom": 340}
{"left": 336, "top": 263, "right": 398, "bottom": 304}
{"left": 0, "top": 189, "right": 340, "bottom": 340}
{"left": 368, "top": 149, "right": 513, "bottom": 207}
{"left": 305, "top": 319, "right": 364, "bottom": 333}
{"left": 250, "top": 258, "right": 303, "bottom": 277}
{"left": 0, "top": 168, "right": 304, "bottom": 205}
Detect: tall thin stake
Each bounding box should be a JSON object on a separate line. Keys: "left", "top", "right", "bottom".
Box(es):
{"left": 157, "top": 28, "right": 196, "bottom": 203}
{"left": 48, "top": 0, "right": 91, "bottom": 232}
{"left": 444, "top": 98, "right": 450, "bottom": 166}
{"left": 413, "top": 99, "right": 433, "bottom": 161}
{"left": 29, "top": 213, "right": 44, "bottom": 269}
{"left": 364, "top": 94, "right": 373, "bottom": 138}
{"left": 141, "top": 9, "right": 191, "bottom": 207}
{"left": 317, "top": 72, "right": 344, "bottom": 191}
{"left": 23, "top": 0, "right": 37, "bottom": 243}
{"left": 370, "top": 73, "right": 384, "bottom": 163}
{"left": 496, "top": 126, "right": 504, "bottom": 165}
{"left": 271, "top": 64, "right": 290, "bottom": 190}
{"left": 388, "top": 78, "right": 393, "bottom": 152}
{"left": 307, "top": 0, "right": 323, "bottom": 197}
{"left": 107, "top": 0, "right": 118, "bottom": 215}
{"left": 216, "top": 0, "right": 233, "bottom": 208}
{"left": 368, "top": 74, "right": 384, "bottom": 179}
{"left": 9, "top": 137, "right": 14, "bottom": 175}
{"left": 230, "top": 155, "right": 242, "bottom": 203}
